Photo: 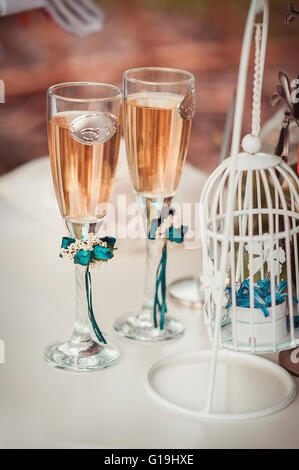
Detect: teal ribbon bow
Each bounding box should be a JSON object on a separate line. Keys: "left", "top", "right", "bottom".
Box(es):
{"left": 149, "top": 209, "right": 188, "bottom": 330}
{"left": 60, "top": 236, "right": 116, "bottom": 265}
{"left": 60, "top": 236, "right": 116, "bottom": 344}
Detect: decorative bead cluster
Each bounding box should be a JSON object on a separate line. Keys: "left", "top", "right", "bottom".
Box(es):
{"left": 155, "top": 214, "right": 182, "bottom": 240}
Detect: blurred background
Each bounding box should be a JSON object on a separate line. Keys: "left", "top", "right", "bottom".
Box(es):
{"left": 0, "top": 0, "right": 298, "bottom": 176}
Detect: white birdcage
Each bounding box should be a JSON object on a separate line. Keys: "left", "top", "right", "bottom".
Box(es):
{"left": 146, "top": 0, "right": 299, "bottom": 421}
{"left": 202, "top": 150, "right": 299, "bottom": 354}
{"left": 200, "top": 0, "right": 299, "bottom": 417}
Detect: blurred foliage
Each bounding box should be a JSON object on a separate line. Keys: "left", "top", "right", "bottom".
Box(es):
{"left": 96, "top": 0, "right": 288, "bottom": 10}
{"left": 95, "top": 0, "right": 298, "bottom": 37}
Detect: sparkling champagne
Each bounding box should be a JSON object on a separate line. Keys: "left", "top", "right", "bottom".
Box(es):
{"left": 124, "top": 92, "right": 192, "bottom": 198}
{"left": 48, "top": 111, "right": 121, "bottom": 223}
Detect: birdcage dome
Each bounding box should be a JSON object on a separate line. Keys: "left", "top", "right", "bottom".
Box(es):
{"left": 201, "top": 150, "right": 299, "bottom": 353}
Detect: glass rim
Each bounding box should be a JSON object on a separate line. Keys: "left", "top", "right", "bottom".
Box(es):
{"left": 124, "top": 67, "right": 194, "bottom": 86}
{"left": 47, "top": 82, "right": 122, "bottom": 103}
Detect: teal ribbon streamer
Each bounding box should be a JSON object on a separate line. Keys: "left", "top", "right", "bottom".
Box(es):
{"left": 149, "top": 211, "right": 188, "bottom": 330}
{"left": 60, "top": 235, "right": 116, "bottom": 344}
{"left": 153, "top": 244, "right": 167, "bottom": 330}
{"left": 85, "top": 266, "right": 107, "bottom": 344}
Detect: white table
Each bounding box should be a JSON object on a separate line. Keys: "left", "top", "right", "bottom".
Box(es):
{"left": 0, "top": 167, "right": 299, "bottom": 449}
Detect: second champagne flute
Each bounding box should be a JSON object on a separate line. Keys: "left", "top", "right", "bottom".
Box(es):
{"left": 114, "top": 67, "right": 195, "bottom": 341}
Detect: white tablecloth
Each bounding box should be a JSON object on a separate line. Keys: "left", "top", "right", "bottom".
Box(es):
{"left": 0, "top": 158, "right": 299, "bottom": 449}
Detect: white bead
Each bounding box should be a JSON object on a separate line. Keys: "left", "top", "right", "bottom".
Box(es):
{"left": 241, "top": 134, "right": 261, "bottom": 154}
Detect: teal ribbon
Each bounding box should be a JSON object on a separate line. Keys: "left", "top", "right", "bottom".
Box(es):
{"left": 85, "top": 266, "right": 107, "bottom": 344}
{"left": 60, "top": 235, "right": 116, "bottom": 344}
{"left": 226, "top": 279, "right": 298, "bottom": 317}
{"left": 153, "top": 244, "right": 167, "bottom": 330}
{"left": 149, "top": 210, "right": 188, "bottom": 330}
{"left": 60, "top": 236, "right": 75, "bottom": 252}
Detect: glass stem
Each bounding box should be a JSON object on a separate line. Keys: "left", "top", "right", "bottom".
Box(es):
{"left": 136, "top": 195, "right": 171, "bottom": 324}
{"left": 70, "top": 265, "right": 92, "bottom": 344}
{"left": 137, "top": 237, "right": 166, "bottom": 323}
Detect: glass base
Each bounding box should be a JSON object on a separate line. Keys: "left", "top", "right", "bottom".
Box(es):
{"left": 168, "top": 276, "right": 203, "bottom": 309}
{"left": 114, "top": 313, "right": 184, "bottom": 342}
{"left": 43, "top": 338, "right": 119, "bottom": 372}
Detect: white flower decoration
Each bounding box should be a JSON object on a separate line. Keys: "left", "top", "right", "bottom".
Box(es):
{"left": 245, "top": 237, "right": 285, "bottom": 276}
{"left": 202, "top": 257, "right": 229, "bottom": 307}
{"left": 202, "top": 257, "right": 214, "bottom": 302}
{"left": 213, "top": 270, "right": 229, "bottom": 307}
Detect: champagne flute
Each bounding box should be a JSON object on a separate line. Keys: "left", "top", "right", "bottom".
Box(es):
{"left": 44, "top": 82, "right": 122, "bottom": 371}
{"left": 114, "top": 67, "right": 195, "bottom": 341}
{"left": 168, "top": 90, "right": 236, "bottom": 309}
